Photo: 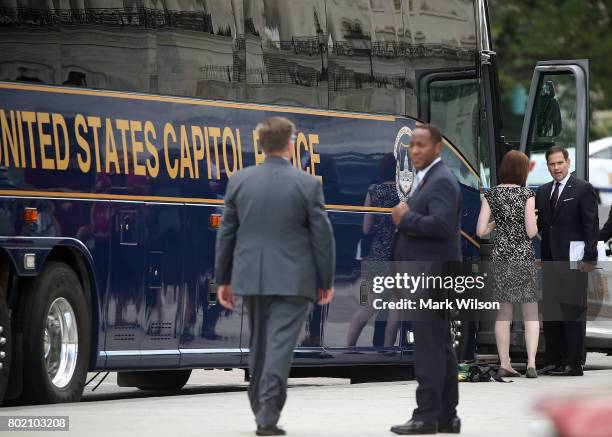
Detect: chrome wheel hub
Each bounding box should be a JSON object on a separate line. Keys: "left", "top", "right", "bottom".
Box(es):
{"left": 45, "top": 297, "right": 78, "bottom": 388}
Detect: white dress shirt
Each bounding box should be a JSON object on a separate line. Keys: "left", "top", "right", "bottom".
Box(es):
{"left": 550, "top": 172, "right": 571, "bottom": 199}
{"left": 410, "top": 157, "right": 442, "bottom": 196}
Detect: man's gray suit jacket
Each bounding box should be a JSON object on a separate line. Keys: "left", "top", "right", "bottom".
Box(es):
{"left": 215, "top": 156, "right": 335, "bottom": 301}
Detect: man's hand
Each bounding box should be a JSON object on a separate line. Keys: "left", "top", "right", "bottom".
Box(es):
{"left": 217, "top": 284, "right": 236, "bottom": 310}
{"left": 579, "top": 261, "right": 596, "bottom": 273}
{"left": 392, "top": 202, "right": 409, "bottom": 226}
{"left": 317, "top": 288, "right": 334, "bottom": 305}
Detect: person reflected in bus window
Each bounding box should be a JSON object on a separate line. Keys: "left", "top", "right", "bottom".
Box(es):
{"left": 347, "top": 153, "right": 400, "bottom": 347}
{"left": 476, "top": 150, "right": 539, "bottom": 379}
{"left": 200, "top": 155, "right": 236, "bottom": 341}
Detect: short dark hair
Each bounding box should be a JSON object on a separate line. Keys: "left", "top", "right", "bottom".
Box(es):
{"left": 415, "top": 123, "right": 443, "bottom": 145}
{"left": 378, "top": 153, "right": 396, "bottom": 182}
{"left": 256, "top": 117, "right": 295, "bottom": 153}
{"left": 545, "top": 145, "right": 569, "bottom": 162}
{"left": 499, "top": 150, "right": 529, "bottom": 185}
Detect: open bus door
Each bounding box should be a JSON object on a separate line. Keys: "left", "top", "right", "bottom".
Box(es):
{"left": 520, "top": 60, "right": 590, "bottom": 185}
{"left": 518, "top": 60, "right": 591, "bottom": 355}
{"left": 477, "top": 60, "right": 591, "bottom": 358}
{"left": 519, "top": 60, "right": 612, "bottom": 349}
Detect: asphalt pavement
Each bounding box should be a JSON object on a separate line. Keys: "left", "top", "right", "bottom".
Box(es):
{"left": 2, "top": 353, "right": 612, "bottom": 437}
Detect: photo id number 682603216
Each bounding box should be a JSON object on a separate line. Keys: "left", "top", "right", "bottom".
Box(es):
{"left": 1, "top": 416, "right": 69, "bottom": 431}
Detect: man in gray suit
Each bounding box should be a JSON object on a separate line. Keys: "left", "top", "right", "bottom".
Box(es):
{"left": 215, "top": 117, "right": 335, "bottom": 436}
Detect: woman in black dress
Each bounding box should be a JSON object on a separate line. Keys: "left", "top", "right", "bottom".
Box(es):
{"left": 477, "top": 151, "right": 539, "bottom": 378}
{"left": 347, "top": 154, "right": 401, "bottom": 347}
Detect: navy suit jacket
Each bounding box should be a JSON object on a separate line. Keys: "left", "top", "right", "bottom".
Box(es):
{"left": 535, "top": 175, "right": 599, "bottom": 262}
{"left": 392, "top": 161, "right": 462, "bottom": 262}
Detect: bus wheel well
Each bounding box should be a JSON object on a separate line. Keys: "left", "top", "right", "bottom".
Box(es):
{"left": 0, "top": 249, "right": 11, "bottom": 303}
{"left": 45, "top": 246, "right": 93, "bottom": 308}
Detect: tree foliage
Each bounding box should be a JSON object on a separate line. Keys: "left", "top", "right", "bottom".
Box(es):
{"left": 490, "top": 0, "right": 612, "bottom": 116}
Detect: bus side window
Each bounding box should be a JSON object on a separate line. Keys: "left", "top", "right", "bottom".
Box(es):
{"left": 243, "top": 0, "right": 328, "bottom": 110}
{"left": 327, "top": 0, "right": 406, "bottom": 116}
{"left": 428, "top": 78, "right": 480, "bottom": 189}
{"left": 401, "top": 0, "right": 478, "bottom": 119}
{"left": 0, "top": 1, "right": 246, "bottom": 101}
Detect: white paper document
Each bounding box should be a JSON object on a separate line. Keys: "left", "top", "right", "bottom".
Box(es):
{"left": 569, "top": 241, "right": 608, "bottom": 268}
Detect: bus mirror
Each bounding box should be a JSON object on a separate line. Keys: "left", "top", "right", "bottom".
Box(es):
{"left": 535, "top": 80, "right": 562, "bottom": 138}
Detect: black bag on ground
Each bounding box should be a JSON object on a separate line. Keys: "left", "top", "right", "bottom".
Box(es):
{"left": 461, "top": 362, "right": 512, "bottom": 383}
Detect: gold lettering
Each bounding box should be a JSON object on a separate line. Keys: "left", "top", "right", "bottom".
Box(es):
{"left": 1, "top": 110, "right": 20, "bottom": 168}
{"left": 144, "top": 121, "right": 159, "bottom": 178}
{"left": 52, "top": 113, "right": 69, "bottom": 171}
{"left": 22, "top": 111, "right": 37, "bottom": 168}
{"left": 191, "top": 126, "right": 205, "bottom": 179}
{"left": 163, "top": 123, "right": 178, "bottom": 179}
{"left": 179, "top": 125, "right": 194, "bottom": 179}
{"left": 104, "top": 118, "right": 120, "bottom": 174}
{"left": 222, "top": 126, "right": 237, "bottom": 177}
{"left": 203, "top": 127, "right": 212, "bottom": 179}
{"left": 308, "top": 134, "right": 322, "bottom": 183}
{"left": 116, "top": 119, "right": 130, "bottom": 175}
{"left": 236, "top": 129, "right": 244, "bottom": 169}
{"left": 290, "top": 139, "right": 298, "bottom": 168}
{"left": 36, "top": 112, "right": 54, "bottom": 170}
{"left": 75, "top": 114, "right": 91, "bottom": 173}
{"left": 17, "top": 111, "right": 26, "bottom": 167}
{"left": 129, "top": 120, "right": 146, "bottom": 177}
{"left": 87, "top": 116, "right": 102, "bottom": 173}
{"left": 252, "top": 129, "right": 265, "bottom": 165}
{"left": 208, "top": 127, "right": 221, "bottom": 180}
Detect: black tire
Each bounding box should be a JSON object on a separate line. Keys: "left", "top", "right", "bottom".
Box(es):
{"left": 0, "top": 288, "right": 11, "bottom": 406}
{"left": 118, "top": 370, "right": 192, "bottom": 390}
{"left": 21, "top": 262, "right": 90, "bottom": 404}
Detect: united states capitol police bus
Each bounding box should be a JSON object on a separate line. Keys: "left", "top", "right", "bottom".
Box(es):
{"left": 0, "top": 0, "right": 608, "bottom": 405}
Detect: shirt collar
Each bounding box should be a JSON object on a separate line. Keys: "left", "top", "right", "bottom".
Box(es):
{"left": 555, "top": 172, "right": 571, "bottom": 187}
{"left": 416, "top": 157, "right": 442, "bottom": 180}
{"left": 265, "top": 155, "right": 291, "bottom": 164}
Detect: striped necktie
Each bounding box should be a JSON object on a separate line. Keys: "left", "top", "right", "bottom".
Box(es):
{"left": 550, "top": 181, "right": 561, "bottom": 211}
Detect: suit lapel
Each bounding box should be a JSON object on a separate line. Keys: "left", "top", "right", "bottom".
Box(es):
{"left": 552, "top": 175, "right": 575, "bottom": 221}
{"left": 542, "top": 181, "right": 554, "bottom": 222}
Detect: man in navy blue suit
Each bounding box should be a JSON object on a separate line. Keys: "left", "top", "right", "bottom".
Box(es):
{"left": 389, "top": 124, "right": 462, "bottom": 435}
{"left": 536, "top": 146, "right": 599, "bottom": 376}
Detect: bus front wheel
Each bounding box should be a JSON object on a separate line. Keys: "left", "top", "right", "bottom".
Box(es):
{"left": 21, "top": 262, "right": 90, "bottom": 404}
{"left": 0, "top": 288, "right": 11, "bottom": 406}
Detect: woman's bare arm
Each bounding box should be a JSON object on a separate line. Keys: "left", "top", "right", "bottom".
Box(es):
{"left": 476, "top": 197, "right": 495, "bottom": 238}
{"left": 524, "top": 196, "right": 537, "bottom": 239}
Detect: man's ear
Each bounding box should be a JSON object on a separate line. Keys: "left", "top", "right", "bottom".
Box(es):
{"left": 434, "top": 141, "right": 443, "bottom": 155}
